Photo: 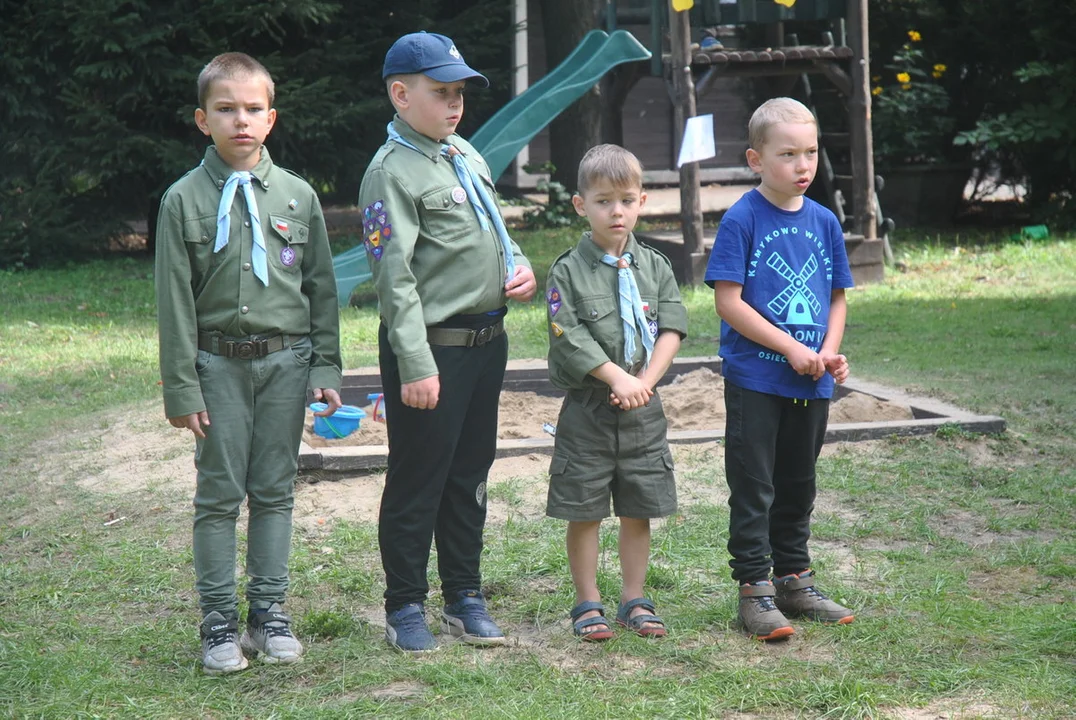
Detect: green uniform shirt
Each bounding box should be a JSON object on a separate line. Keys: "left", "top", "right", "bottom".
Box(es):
{"left": 155, "top": 146, "right": 342, "bottom": 418}
{"left": 357, "top": 116, "right": 531, "bottom": 384}
{"left": 547, "top": 232, "right": 688, "bottom": 391}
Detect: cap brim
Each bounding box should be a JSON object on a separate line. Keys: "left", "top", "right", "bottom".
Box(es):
{"left": 424, "top": 64, "right": 489, "bottom": 88}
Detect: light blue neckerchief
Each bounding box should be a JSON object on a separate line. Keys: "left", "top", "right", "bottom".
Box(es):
{"left": 600, "top": 251, "right": 655, "bottom": 368}
{"left": 386, "top": 123, "right": 515, "bottom": 283}
{"left": 214, "top": 170, "right": 268, "bottom": 285}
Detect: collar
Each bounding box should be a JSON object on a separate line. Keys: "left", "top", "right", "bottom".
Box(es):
{"left": 201, "top": 146, "right": 275, "bottom": 191}
{"left": 577, "top": 231, "right": 642, "bottom": 271}
{"left": 390, "top": 115, "right": 462, "bottom": 164}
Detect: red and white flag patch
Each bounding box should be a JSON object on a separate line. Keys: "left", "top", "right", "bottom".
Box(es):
{"left": 274, "top": 219, "right": 289, "bottom": 233}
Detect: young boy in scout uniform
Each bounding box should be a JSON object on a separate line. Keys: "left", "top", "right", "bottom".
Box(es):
{"left": 546, "top": 144, "right": 687, "bottom": 641}
{"left": 155, "top": 52, "right": 342, "bottom": 674}
{"left": 358, "top": 32, "right": 536, "bottom": 654}
{"left": 705, "top": 97, "right": 854, "bottom": 641}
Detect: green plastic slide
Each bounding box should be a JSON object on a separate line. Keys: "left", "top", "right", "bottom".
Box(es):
{"left": 471, "top": 29, "right": 652, "bottom": 182}
{"left": 334, "top": 29, "right": 651, "bottom": 307}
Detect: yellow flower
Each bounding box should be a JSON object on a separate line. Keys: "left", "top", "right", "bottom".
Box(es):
{"left": 872, "top": 86, "right": 883, "bottom": 96}
{"left": 932, "top": 71, "right": 943, "bottom": 79}
{"left": 901, "top": 83, "right": 912, "bottom": 90}
{"left": 934, "top": 63, "right": 947, "bottom": 73}
{"left": 896, "top": 72, "right": 911, "bottom": 84}
{"left": 908, "top": 30, "right": 922, "bottom": 42}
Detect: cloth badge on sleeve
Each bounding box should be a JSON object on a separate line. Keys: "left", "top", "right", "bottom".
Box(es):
{"left": 363, "top": 199, "right": 391, "bottom": 261}
{"left": 546, "top": 287, "right": 562, "bottom": 317}
{"left": 280, "top": 246, "right": 297, "bottom": 267}
{"left": 551, "top": 322, "right": 564, "bottom": 337}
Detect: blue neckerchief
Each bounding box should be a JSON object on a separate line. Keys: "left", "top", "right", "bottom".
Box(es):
{"left": 600, "top": 252, "right": 655, "bottom": 367}
{"left": 214, "top": 170, "right": 268, "bottom": 285}
{"left": 386, "top": 123, "right": 515, "bottom": 283}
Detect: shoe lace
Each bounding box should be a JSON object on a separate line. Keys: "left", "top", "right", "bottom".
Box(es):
{"left": 754, "top": 595, "right": 780, "bottom": 613}
{"left": 801, "top": 585, "right": 830, "bottom": 602}
{"left": 393, "top": 609, "right": 430, "bottom": 635}
{"left": 260, "top": 620, "right": 295, "bottom": 639}
{"left": 204, "top": 626, "right": 238, "bottom": 650}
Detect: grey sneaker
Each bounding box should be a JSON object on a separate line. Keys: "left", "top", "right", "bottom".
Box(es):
{"left": 738, "top": 581, "right": 795, "bottom": 641}
{"left": 240, "top": 603, "right": 304, "bottom": 664}
{"left": 774, "top": 570, "right": 855, "bottom": 624}
{"left": 200, "top": 611, "right": 249, "bottom": 675}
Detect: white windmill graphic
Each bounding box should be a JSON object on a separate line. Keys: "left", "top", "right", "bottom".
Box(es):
{"left": 766, "top": 252, "right": 821, "bottom": 325}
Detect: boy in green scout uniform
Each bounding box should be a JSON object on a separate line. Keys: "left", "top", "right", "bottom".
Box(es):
{"left": 155, "top": 52, "right": 342, "bottom": 674}
{"left": 358, "top": 32, "right": 536, "bottom": 654}
{"left": 546, "top": 144, "right": 688, "bottom": 641}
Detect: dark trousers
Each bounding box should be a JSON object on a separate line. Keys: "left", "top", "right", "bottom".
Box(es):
{"left": 377, "top": 322, "right": 507, "bottom": 613}
{"left": 723, "top": 380, "right": 829, "bottom": 583}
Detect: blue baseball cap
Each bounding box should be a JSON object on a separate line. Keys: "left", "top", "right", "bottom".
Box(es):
{"left": 382, "top": 32, "right": 489, "bottom": 87}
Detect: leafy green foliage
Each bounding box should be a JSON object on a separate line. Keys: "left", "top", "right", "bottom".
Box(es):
{"left": 0, "top": 0, "right": 511, "bottom": 267}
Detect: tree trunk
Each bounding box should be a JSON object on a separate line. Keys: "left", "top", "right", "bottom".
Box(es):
{"left": 540, "top": 0, "right": 603, "bottom": 191}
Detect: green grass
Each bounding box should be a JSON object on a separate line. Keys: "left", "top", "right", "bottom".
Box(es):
{"left": 1, "top": 229, "right": 1074, "bottom": 718}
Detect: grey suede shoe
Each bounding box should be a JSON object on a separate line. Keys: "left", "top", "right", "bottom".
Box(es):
{"left": 774, "top": 570, "right": 855, "bottom": 624}
{"left": 738, "top": 581, "right": 795, "bottom": 641}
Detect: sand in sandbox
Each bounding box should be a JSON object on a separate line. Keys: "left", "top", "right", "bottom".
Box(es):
{"left": 303, "top": 368, "right": 915, "bottom": 448}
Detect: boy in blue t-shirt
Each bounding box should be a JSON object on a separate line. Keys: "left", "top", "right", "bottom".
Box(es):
{"left": 704, "top": 97, "right": 855, "bottom": 641}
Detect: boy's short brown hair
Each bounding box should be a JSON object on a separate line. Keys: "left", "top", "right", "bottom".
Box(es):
{"left": 577, "top": 144, "right": 644, "bottom": 194}
{"left": 197, "top": 52, "right": 275, "bottom": 110}
{"left": 748, "top": 97, "right": 817, "bottom": 150}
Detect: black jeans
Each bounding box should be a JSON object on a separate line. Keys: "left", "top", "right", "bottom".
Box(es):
{"left": 723, "top": 380, "right": 829, "bottom": 583}
{"left": 377, "top": 322, "right": 507, "bottom": 613}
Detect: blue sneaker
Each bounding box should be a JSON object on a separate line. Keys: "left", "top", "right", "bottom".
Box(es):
{"left": 441, "top": 590, "right": 507, "bottom": 646}
{"left": 385, "top": 603, "right": 437, "bottom": 654}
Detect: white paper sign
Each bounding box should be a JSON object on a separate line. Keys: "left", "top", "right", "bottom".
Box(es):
{"left": 677, "top": 114, "right": 716, "bottom": 167}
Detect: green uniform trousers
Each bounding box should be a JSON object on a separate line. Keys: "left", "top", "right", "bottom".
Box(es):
{"left": 192, "top": 335, "right": 312, "bottom": 616}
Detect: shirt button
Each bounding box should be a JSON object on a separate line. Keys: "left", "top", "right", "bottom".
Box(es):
{"left": 201, "top": 235, "right": 209, "bottom": 243}
{"left": 590, "top": 310, "right": 598, "bottom": 318}
{"left": 243, "top": 262, "right": 251, "bottom": 271}
{"left": 244, "top": 221, "right": 251, "bottom": 227}
{"left": 217, "top": 180, "right": 224, "bottom": 189}
{"left": 240, "top": 306, "right": 249, "bottom": 314}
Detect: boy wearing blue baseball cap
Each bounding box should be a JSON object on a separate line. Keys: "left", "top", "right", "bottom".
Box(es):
{"left": 358, "top": 32, "right": 536, "bottom": 653}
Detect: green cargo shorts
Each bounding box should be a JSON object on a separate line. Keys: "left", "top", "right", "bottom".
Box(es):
{"left": 546, "top": 389, "right": 677, "bottom": 521}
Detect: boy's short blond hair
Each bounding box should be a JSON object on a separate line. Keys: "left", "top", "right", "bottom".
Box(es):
{"left": 748, "top": 97, "right": 817, "bottom": 150}
{"left": 577, "top": 144, "right": 644, "bottom": 194}
{"left": 198, "top": 52, "right": 275, "bottom": 110}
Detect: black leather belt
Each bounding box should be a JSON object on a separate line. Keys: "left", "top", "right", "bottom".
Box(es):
{"left": 427, "top": 320, "right": 505, "bottom": 348}
{"left": 198, "top": 332, "right": 294, "bottom": 359}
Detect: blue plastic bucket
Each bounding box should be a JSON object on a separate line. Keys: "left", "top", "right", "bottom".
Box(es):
{"left": 310, "top": 403, "right": 365, "bottom": 439}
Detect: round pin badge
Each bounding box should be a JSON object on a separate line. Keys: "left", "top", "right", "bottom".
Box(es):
{"left": 451, "top": 186, "right": 467, "bottom": 204}
{"left": 280, "top": 247, "right": 296, "bottom": 267}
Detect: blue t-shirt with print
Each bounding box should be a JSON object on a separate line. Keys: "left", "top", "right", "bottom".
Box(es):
{"left": 704, "top": 189, "right": 854, "bottom": 400}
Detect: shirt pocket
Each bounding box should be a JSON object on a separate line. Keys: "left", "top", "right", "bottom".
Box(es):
{"left": 577, "top": 296, "right": 619, "bottom": 346}
{"left": 420, "top": 186, "right": 473, "bottom": 243}
{"left": 267, "top": 214, "right": 308, "bottom": 273}
{"left": 183, "top": 216, "right": 222, "bottom": 269}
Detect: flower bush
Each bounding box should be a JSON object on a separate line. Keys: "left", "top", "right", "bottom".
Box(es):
{"left": 871, "top": 30, "right": 957, "bottom": 168}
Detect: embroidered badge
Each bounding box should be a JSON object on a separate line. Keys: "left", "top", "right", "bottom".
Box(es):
{"left": 451, "top": 186, "right": 467, "bottom": 204}
{"left": 274, "top": 219, "right": 289, "bottom": 234}
{"left": 362, "top": 199, "right": 391, "bottom": 261}
{"left": 449, "top": 44, "right": 461, "bottom": 59}
{"left": 546, "top": 287, "right": 562, "bottom": 317}
{"left": 648, "top": 319, "right": 658, "bottom": 338}
{"left": 475, "top": 481, "right": 487, "bottom": 508}
{"left": 280, "top": 246, "right": 297, "bottom": 267}
{"left": 642, "top": 301, "right": 650, "bottom": 312}
{"left": 551, "top": 322, "right": 564, "bottom": 337}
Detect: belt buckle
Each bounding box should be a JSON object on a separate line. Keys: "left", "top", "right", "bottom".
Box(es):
{"left": 234, "top": 341, "right": 256, "bottom": 360}
{"left": 473, "top": 325, "right": 495, "bottom": 347}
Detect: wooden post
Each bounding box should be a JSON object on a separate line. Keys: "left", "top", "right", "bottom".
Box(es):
{"left": 668, "top": 0, "right": 704, "bottom": 284}
{"left": 847, "top": 0, "right": 877, "bottom": 239}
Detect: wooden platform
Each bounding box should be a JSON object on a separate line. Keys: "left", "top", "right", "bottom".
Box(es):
{"left": 635, "top": 229, "right": 885, "bottom": 286}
